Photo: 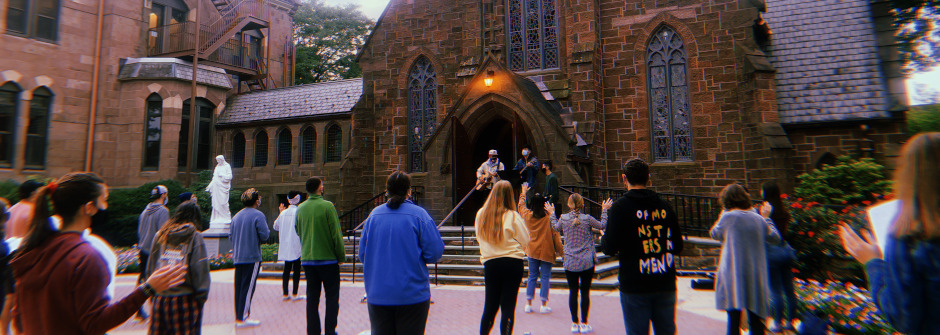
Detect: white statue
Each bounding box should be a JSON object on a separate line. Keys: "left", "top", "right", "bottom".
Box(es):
{"left": 205, "top": 155, "right": 233, "bottom": 228}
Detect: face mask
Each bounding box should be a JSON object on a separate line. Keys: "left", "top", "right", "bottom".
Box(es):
{"left": 522, "top": 150, "right": 529, "bottom": 156}
{"left": 163, "top": 196, "right": 168, "bottom": 206}
{"left": 489, "top": 158, "right": 496, "bottom": 163}
{"left": 90, "top": 207, "right": 109, "bottom": 231}
{"left": 540, "top": 168, "right": 546, "bottom": 173}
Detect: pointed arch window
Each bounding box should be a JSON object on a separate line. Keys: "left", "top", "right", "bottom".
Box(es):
{"left": 143, "top": 94, "right": 163, "bottom": 170}
{"left": 0, "top": 83, "right": 20, "bottom": 168}
{"left": 254, "top": 129, "right": 268, "bottom": 167}
{"left": 506, "top": 0, "right": 558, "bottom": 71}
{"left": 325, "top": 124, "right": 341, "bottom": 163}
{"left": 232, "top": 131, "right": 245, "bottom": 168}
{"left": 647, "top": 26, "right": 693, "bottom": 163}
{"left": 25, "top": 87, "right": 51, "bottom": 169}
{"left": 277, "top": 128, "right": 292, "bottom": 166}
{"left": 301, "top": 126, "right": 316, "bottom": 164}
{"left": 407, "top": 57, "right": 437, "bottom": 172}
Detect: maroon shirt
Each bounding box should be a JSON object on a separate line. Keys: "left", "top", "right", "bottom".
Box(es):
{"left": 11, "top": 231, "right": 147, "bottom": 335}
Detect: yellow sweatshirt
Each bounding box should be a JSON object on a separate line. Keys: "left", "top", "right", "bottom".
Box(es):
{"left": 475, "top": 209, "right": 531, "bottom": 264}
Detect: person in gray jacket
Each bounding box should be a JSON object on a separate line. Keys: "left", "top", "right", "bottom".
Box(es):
{"left": 230, "top": 188, "right": 270, "bottom": 328}
{"left": 136, "top": 184, "right": 169, "bottom": 320}
{"left": 710, "top": 183, "right": 780, "bottom": 335}
{"left": 145, "top": 202, "right": 210, "bottom": 334}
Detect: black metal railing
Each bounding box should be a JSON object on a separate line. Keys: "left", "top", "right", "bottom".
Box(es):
{"left": 560, "top": 185, "right": 722, "bottom": 237}
{"left": 146, "top": 22, "right": 262, "bottom": 74}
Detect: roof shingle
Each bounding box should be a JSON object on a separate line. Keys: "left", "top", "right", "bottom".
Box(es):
{"left": 217, "top": 78, "right": 362, "bottom": 125}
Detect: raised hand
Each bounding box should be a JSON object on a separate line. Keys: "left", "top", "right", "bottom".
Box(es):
{"left": 544, "top": 202, "right": 555, "bottom": 214}
{"left": 759, "top": 202, "right": 773, "bottom": 218}
{"left": 146, "top": 264, "right": 187, "bottom": 293}
{"left": 601, "top": 198, "right": 613, "bottom": 210}
{"left": 839, "top": 224, "right": 883, "bottom": 265}
{"left": 521, "top": 182, "right": 529, "bottom": 195}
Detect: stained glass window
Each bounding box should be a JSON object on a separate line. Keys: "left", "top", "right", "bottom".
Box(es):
{"left": 407, "top": 57, "right": 437, "bottom": 172}
{"left": 647, "top": 26, "right": 693, "bottom": 163}
{"left": 506, "top": 0, "right": 558, "bottom": 71}
{"left": 277, "top": 128, "right": 291, "bottom": 165}
{"left": 325, "top": 124, "right": 341, "bottom": 163}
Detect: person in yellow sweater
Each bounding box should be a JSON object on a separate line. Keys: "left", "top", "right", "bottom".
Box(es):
{"left": 519, "top": 182, "right": 563, "bottom": 315}
{"left": 476, "top": 180, "right": 530, "bottom": 335}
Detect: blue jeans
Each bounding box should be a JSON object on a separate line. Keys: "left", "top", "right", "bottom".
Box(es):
{"left": 525, "top": 258, "right": 552, "bottom": 302}
{"left": 620, "top": 291, "right": 677, "bottom": 335}
{"left": 768, "top": 259, "right": 798, "bottom": 324}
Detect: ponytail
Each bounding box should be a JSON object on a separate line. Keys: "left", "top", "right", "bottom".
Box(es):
{"left": 386, "top": 171, "right": 411, "bottom": 210}
{"left": 568, "top": 193, "right": 584, "bottom": 225}
{"left": 22, "top": 173, "right": 105, "bottom": 252}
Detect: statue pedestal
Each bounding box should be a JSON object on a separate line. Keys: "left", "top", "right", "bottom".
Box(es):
{"left": 203, "top": 222, "right": 232, "bottom": 258}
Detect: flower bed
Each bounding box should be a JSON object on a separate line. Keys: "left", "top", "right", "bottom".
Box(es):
{"left": 795, "top": 278, "right": 899, "bottom": 335}
{"left": 116, "top": 243, "right": 280, "bottom": 274}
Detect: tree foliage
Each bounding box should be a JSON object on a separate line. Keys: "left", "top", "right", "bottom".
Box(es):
{"left": 894, "top": 0, "right": 940, "bottom": 72}
{"left": 793, "top": 155, "right": 893, "bottom": 205}
{"left": 293, "top": 0, "right": 374, "bottom": 84}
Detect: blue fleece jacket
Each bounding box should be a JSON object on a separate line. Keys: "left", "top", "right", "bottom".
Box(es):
{"left": 865, "top": 235, "right": 940, "bottom": 335}
{"left": 230, "top": 207, "right": 270, "bottom": 264}
{"left": 358, "top": 200, "right": 445, "bottom": 306}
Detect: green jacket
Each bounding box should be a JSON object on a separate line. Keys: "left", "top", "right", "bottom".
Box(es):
{"left": 544, "top": 172, "right": 559, "bottom": 205}
{"left": 295, "top": 194, "right": 346, "bottom": 262}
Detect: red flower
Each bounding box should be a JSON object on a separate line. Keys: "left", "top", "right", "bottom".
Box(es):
{"left": 808, "top": 231, "right": 815, "bottom": 237}
{"left": 781, "top": 193, "right": 789, "bottom": 199}
{"left": 862, "top": 200, "right": 872, "bottom": 205}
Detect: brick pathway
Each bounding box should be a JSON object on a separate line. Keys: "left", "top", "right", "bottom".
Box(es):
{"left": 110, "top": 270, "right": 726, "bottom": 334}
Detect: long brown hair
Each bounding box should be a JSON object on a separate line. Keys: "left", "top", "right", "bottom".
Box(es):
{"left": 891, "top": 132, "right": 940, "bottom": 239}
{"left": 476, "top": 180, "right": 516, "bottom": 244}
{"left": 568, "top": 193, "right": 584, "bottom": 225}
{"left": 762, "top": 181, "right": 791, "bottom": 238}
{"left": 23, "top": 173, "right": 105, "bottom": 252}
{"left": 154, "top": 202, "right": 203, "bottom": 246}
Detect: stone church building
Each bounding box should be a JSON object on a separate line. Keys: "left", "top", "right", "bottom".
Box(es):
{"left": 2, "top": 0, "right": 909, "bottom": 225}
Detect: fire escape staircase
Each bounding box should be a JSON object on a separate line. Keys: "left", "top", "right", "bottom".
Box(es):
{"left": 202, "top": 0, "right": 271, "bottom": 91}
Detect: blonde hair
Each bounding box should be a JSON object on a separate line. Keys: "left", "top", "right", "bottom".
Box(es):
{"left": 891, "top": 132, "right": 940, "bottom": 239}
{"left": 476, "top": 180, "right": 516, "bottom": 244}
{"left": 568, "top": 193, "right": 584, "bottom": 225}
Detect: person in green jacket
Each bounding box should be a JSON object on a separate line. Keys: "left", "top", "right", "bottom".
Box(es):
{"left": 295, "top": 177, "right": 345, "bottom": 335}
{"left": 542, "top": 160, "right": 561, "bottom": 218}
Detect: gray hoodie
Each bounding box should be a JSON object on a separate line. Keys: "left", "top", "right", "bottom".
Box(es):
{"left": 137, "top": 203, "right": 169, "bottom": 256}
{"left": 146, "top": 223, "right": 211, "bottom": 304}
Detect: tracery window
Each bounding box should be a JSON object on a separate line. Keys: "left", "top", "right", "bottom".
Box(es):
{"left": 647, "top": 26, "right": 693, "bottom": 163}
{"left": 407, "top": 57, "right": 437, "bottom": 172}
{"left": 506, "top": 0, "right": 558, "bottom": 71}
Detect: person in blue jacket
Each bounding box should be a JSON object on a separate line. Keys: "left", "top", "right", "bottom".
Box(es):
{"left": 840, "top": 132, "right": 940, "bottom": 335}
{"left": 513, "top": 145, "right": 539, "bottom": 191}
{"left": 359, "top": 171, "right": 445, "bottom": 335}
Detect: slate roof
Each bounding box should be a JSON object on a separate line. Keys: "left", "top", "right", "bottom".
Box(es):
{"left": 118, "top": 58, "right": 234, "bottom": 89}
{"left": 217, "top": 78, "right": 362, "bottom": 125}
{"left": 764, "top": 0, "right": 892, "bottom": 123}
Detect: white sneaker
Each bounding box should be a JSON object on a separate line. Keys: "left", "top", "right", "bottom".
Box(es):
{"left": 236, "top": 319, "right": 261, "bottom": 328}
{"left": 524, "top": 304, "right": 533, "bottom": 313}
{"left": 292, "top": 295, "right": 307, "bottom": 301}
{"left": 540, "top": 305, "right": 552, "bottom": 314}
{"left": 282, "top": 295, "right": 290, "bottom": 301}
{"left": 571, "top": 323, "right": 580, "bottom": 333}
{"left": 579, "top": 324, "right": 594, "bottom": 334}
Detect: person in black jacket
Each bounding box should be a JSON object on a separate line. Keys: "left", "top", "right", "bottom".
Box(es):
{"left": 601, "top": 158, "right": 684, "bottom": 335}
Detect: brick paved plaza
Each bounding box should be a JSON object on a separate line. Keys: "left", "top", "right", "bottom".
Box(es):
{"left": 109, "top": 270, "right": 726, "bottom": 334}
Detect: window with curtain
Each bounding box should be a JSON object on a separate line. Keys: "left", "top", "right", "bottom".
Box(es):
{"left": 0, "top": 83, "right": 19, "bottom": 168}
{"left": 24, "top": 87, "right": 51, "bottom": 169}
{"left": 5, "top": 0, "right": 60, "bottom": 41}
{"left": 325, "top": 124, "right": 341, "bottom": 163}
{"left": 301, "top": 126, "right": 315, "bottom": 164}
{"left": 232, "top": 131, "right": 245, "bottom": 168}
{"left": 647, "top": 25, "right": 693, "bottom": 163}
{"left": 178, "top": 98, "right": 215, "bottom": 170}
{"left": 277, "top": 128, "right": 291, "bottom": 166}
{"left": 143, "top": 94, "right": 162, "bottom": 170}
{"left": 254, "top": 130, "right": 268, "bottom": 167}
{"left": 407, "top": 57, "right": 437, "bottom": 173}
{"left": 506, "top": 0, "right": 558, "bottom": 72}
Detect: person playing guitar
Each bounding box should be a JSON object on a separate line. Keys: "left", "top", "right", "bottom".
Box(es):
{"left": 476, "top": 149, "right": 505, "bottom": 190}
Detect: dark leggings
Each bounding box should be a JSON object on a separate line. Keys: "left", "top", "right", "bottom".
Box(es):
{"left": 480, "top": 257, "right": 523, "bottom": 335}
{"left": 727, "top": 310, "right": 765, "bottom": 335}
{"left": 565, "top": 268, "right": 594, "bottom": 323}
{"left": 282, "top": 260, "right": 301, "bottom": 296}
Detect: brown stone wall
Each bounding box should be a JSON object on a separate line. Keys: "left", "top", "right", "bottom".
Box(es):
{"left": 784, "top": 120, "right": 908, "bottom": 178}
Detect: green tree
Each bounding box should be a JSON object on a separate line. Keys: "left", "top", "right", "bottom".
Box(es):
{"left": 293, "top": 0, "right": 374, "bottom": 84}
{"left": 793, "top": 155, "right": 893, "bottom": 205}
{"left": 894, "top": 0, "right": 940, "bottom": 72}
{"left": 908, "top": 83, "right": 940, "bottom": 133}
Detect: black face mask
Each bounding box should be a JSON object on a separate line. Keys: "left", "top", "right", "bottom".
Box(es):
{"left": 90, "top": 208, "right": 109, "bottom": 231}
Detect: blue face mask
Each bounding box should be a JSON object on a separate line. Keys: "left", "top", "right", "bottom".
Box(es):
{"left": 522, "top": 150, "right": 529, "bottom": 156}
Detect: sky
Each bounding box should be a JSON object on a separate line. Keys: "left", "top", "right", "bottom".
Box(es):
{"left": 319, "top": 0, "right": 939, "bottom": 105}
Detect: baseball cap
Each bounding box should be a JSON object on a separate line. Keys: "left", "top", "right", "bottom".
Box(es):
{"left": 149, "top": 185, "right": 168, "bottom": 200}
{"left": 488, "top": 149, "right": 498, "bottom": 156}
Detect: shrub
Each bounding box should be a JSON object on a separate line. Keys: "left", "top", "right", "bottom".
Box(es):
{"left": 907, "top": 104, "right": 940, "bottom": 134}
{"left": 793, "top": 155, "right": 892, "bottom": 205}
{"left": 788, "top": 197, "right": 875, "bottom": 284}
{"left": 0, "top": 180, "right": 19, "bottom": 204}
{"left": 795, "top": 278, "right": 899, "bottom": 335}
